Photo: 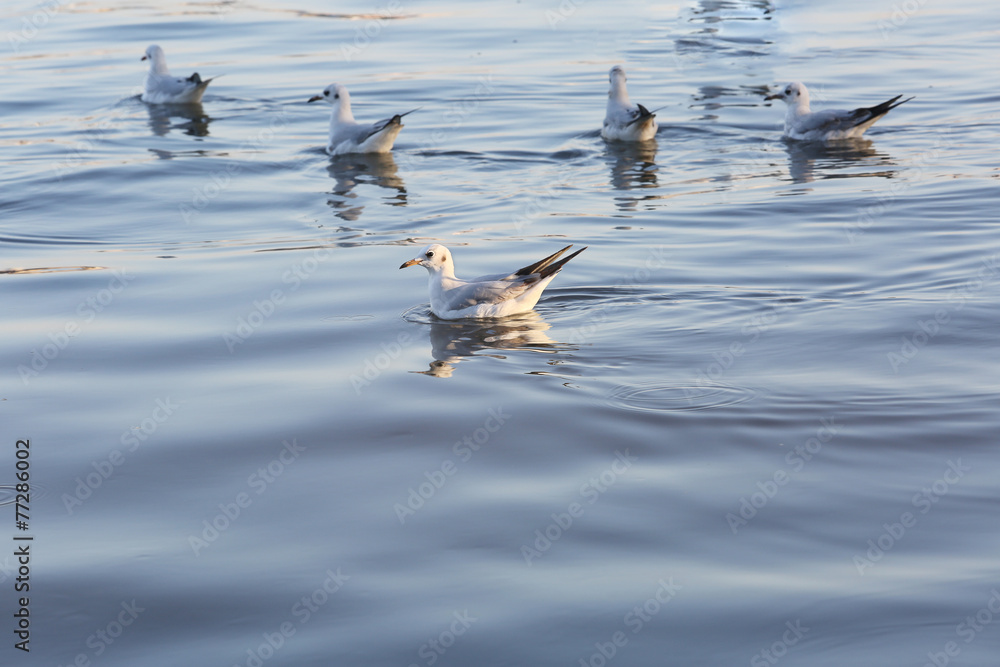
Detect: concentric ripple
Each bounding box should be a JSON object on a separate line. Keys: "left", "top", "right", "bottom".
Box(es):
{"left": 607, "top": 381, "right": 757, "bottom": 412}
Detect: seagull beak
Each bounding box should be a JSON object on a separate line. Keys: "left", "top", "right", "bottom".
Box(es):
{"left": 141, "top": 55, "right": 148, "bottom": 61}
{"left": 399, "top": 258, "right": 421, "bottom": 269}
{"left": 307, "top": 95, "right": 323, "bottom": 103}
{"left": 764, "top": 93, "right": 782, "bottom": 101}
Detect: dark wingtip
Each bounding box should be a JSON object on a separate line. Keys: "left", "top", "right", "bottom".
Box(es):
{"left": 889, "top": 95, "right": 915, "bottom": 111}
{"left": 870, "top": 94, "right": 915, "bottom": 116}
{"left": 538, "top": 245, "right": 586, "bottom": 280}
{"left": 625, "top": 104, "right": 659, "bottom": 127}
{"left": 392, "top": 107, "right": 422, "bottom": 123}
{"left": 514, "top": 245, "right": 573, "bottom": 277}
{"left": 850, "top": 94, "right": 915, "bottom": 128}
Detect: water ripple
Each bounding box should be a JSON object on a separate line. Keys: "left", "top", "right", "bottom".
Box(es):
{"left": 0, "top": 483, "right": 48, "bottom": 507}
{"left": 607, "top": 380, "right": 757, "bottom": 412}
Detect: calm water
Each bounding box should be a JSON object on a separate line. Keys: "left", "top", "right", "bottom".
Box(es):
{"left": 2, "top": 0, "right": 999, "bottom": 665}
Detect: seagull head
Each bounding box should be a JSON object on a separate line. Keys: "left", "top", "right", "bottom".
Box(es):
{"left": 308, "top": 83, "right": 350, "bottom": 107}
{"left": 608, "top": 65, "right": 629, "bottom": 101}
{"left": 765, "top": 81, "right": 809, "bottom": 106}
{"left": 399, "top": 244, "right": 454, "bottom": 274}
{"left": 141, "top": 45, "right": 169, "bottom": 73}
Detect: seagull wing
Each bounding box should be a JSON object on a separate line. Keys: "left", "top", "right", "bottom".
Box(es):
{"left": 359, "top": 108, "right": 421, "bottom": 143}
{"left": 791, "top": 109, "right": 857, "bottom": 135}
{"left": 146, "top": 72, "right": 213, "bottom": 102}
{"left": 507, "top": 245, "right": 586, "bottom": 279}
{"left": 625, "top": 103, "right": 659, "bottom": 128}
{"left": 796, "top": 95, "right": 914, "bottom": 136}
{"left": 453, "top": 246, "right": 587, "bottom": 306}
{"left": 474, "top": 245, "right": 578, "bottom": 282}
{"left": 844, "top": 94, "right": 914, "bottom": 129}
{"left": 439, "top": 277, "right": 537, "bottom": 310}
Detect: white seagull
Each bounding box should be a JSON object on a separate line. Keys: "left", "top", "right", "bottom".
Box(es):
{"left": 400, "top": 244, "right": 587, "bottom": 320}
{"left": 765, "top": 82, "right": 913, "bottom": 141}
{"left": 140, "top": 45, "right": 215, "bottom": 104}
{"left": 308, "top": 83, "right": 417, "bottom": 156}
{"left": 602, "top": 66, "right": 659, "bottom": 142}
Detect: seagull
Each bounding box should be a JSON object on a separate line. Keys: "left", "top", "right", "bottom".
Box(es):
{"left": 308, "top": 83, "right": 418, "bottom": 156}
{"left": 140, "top": 45, "right": 215, "bottom": 104}
{"left": 602, "top": 66, "right": 659, "bottom": 142}
{"left": 400, "top": 244, "right": 587, "bottom": 320}
{"left": 764, "top": 82, "right": 913, "bottom": 141}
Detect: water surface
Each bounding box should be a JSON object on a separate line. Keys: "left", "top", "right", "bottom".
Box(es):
{"left": 2, "top": 0, "right": 999, "bottom": 665}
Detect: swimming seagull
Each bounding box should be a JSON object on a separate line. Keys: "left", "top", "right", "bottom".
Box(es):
{"left": 400, "top": 244, "right": 587, "bottom": 319}
{"left": 602, "top": 66, "right": 660, "bottom": 142}
{"left": 140, "top": 45, "right": 216, "bottom": 104}
{"left": 765, "top": 82, "right": 914, "bottom": 141}
{"left": 308, "top": 83, "right": 418, "bottom": 156}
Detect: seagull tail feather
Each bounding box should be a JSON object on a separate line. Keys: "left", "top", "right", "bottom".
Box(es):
{"left": 514, "top": 245, "right": 572, "bottom": 277}
{"left": 537, "top": 246, "right": 587, "bottom": 280}
{"left": 855, "top": 94, "right": 914, "bottom": 126}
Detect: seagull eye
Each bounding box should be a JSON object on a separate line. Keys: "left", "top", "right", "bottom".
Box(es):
{"left": 425, "top": 251, "right": 434, "bottom": 258}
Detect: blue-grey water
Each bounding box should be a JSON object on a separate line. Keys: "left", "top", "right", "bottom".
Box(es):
{"left": 2, "top": 0, "right": 999, "bottom": 665}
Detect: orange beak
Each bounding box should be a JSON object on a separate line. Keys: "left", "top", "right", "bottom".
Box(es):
{"left": 399, "top": 258, "right": 421, "bottom": 269}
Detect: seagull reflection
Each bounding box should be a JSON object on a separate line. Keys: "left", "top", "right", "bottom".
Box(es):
{"left": 604, "top": 140, "right": 659, "bottom": 211}
{"left": 326, "top": 152, "right": 407, "bottom": 222}
{"left": 781, "top": 138, "right": 894, "bottom": 184}
{"left": 412, "top": 310, "right": 572, "bottom": 378}
{"left": 145, "top": 102, "right": 212, "bottom": 137}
